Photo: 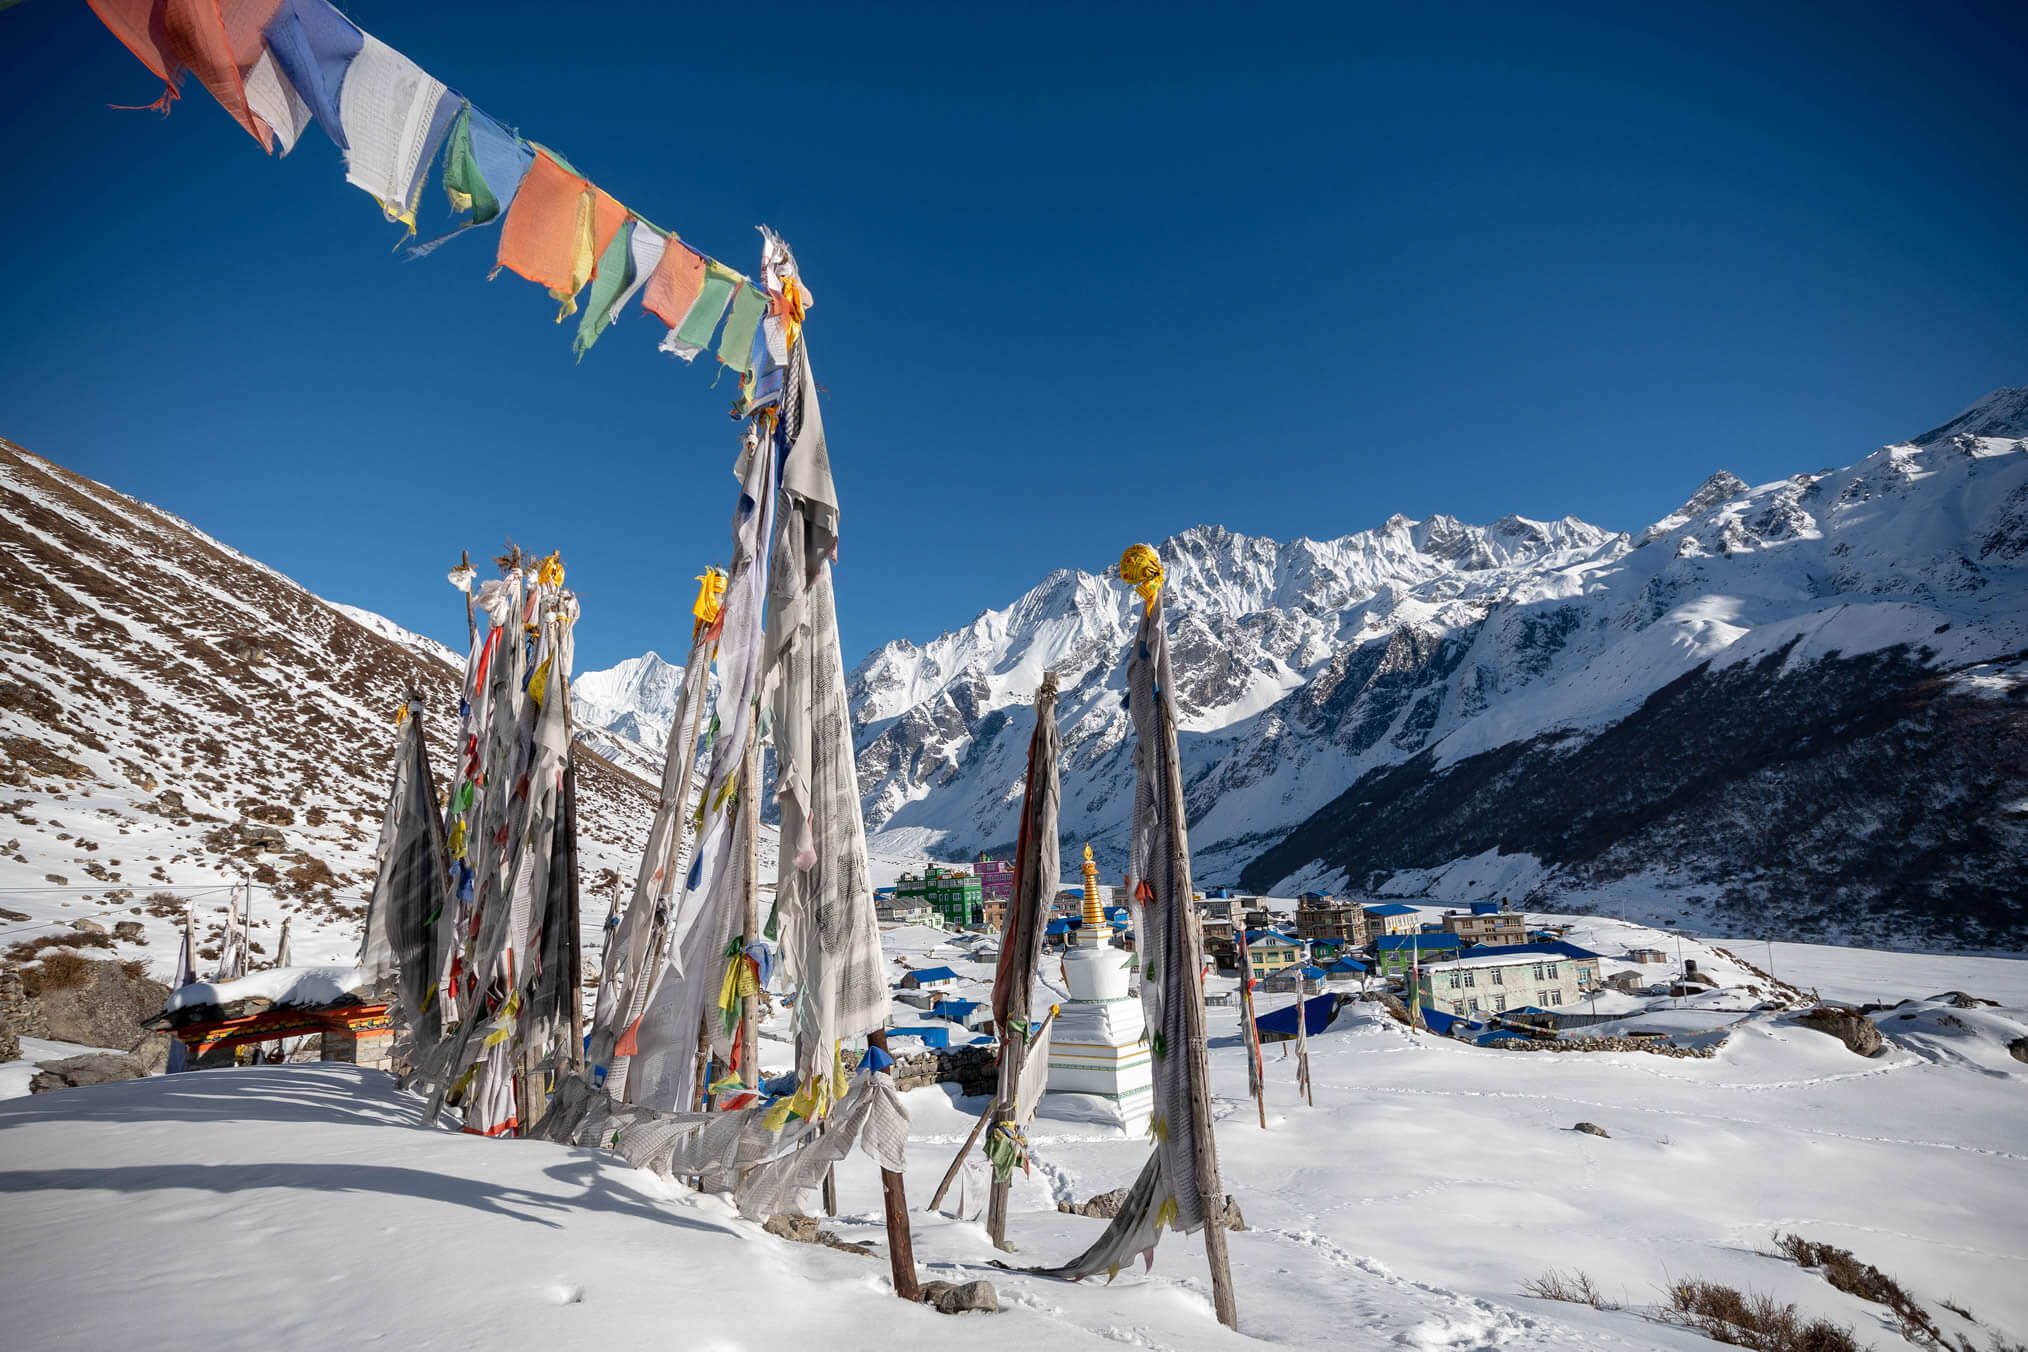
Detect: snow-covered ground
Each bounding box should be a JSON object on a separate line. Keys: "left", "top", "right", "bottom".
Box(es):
{"left": 4, "top": 913, "right": 2024, "bottom": 1351}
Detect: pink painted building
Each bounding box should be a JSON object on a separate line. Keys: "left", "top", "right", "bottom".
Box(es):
{"left": 975, "top": 852, "right": 1015, "bottom": 903}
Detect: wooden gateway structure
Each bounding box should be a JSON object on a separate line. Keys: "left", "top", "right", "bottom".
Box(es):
{"left": 150, "top": 997, "right": 394, "bottom": 1070}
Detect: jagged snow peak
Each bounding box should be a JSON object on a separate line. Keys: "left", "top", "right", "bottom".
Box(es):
{"left": 573, "top": 651, "right": 688, "bottom": 752}
{"left": 559, "top": 388, "right": 2028, "bottom": 939}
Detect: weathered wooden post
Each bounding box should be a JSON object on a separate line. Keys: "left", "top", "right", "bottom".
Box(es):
{"left": 865, "top": 1028, "right": 921, "bottom": 1300}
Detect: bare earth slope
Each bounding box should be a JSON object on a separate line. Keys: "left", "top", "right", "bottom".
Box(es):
{"left": 0, "top": 437, "right": 653, "bottom": 971}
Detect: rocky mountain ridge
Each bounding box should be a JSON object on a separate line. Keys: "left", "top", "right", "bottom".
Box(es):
{"left": 543, "top": 390, "right": 2028, "bottom": 945}
{"left": 0, "top": 439, "right": 657, "bottom": 975}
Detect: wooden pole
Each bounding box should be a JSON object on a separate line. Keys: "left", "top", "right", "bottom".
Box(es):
{"left": 931, "top": 1003, "right": 1058, "bottom": 1215}
{"left": 739, "top": 719, "right": 762, "bottom": 1088}
{"left": 927, "top": 1101, "right": 994, "bottom": 1215}
{"left": 1151, "top": 601, "right": 1239, "bottom": 1331}
{"left": 984, "top": 1013, "right": 1025, "bottom": 1247}
{"left": 1236, "top": 925, "right": 1266, "bottom": 1128}
{"left": 985, "top": 673, "right": 1056, "bottom": 1247}
{"left": 865, "top": 1029, "right": 920, "bottom": 1301}
{"left": 460, "top": 549, "right": 476, "bottom": 649}
{"left": 564, "top": 749, "right": 585, "bottom": 1072}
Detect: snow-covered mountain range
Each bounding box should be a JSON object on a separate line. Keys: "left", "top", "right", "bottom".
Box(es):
{"left": 573, "top": 388, "right": 2028, "bottom": 946}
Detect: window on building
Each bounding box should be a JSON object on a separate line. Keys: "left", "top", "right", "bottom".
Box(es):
{"left": 1491, "top": 969, "right": 1504, "bottom": 985}
{"left": 1493, "top": 995, "right": 1507, "bottom": 1012}
{"left": 1462, "top": 970, "right": 1476, "bottom": 988}
{"left": 1448, "top": 973, "right": 1460, "bottom": 989}
{"left": 1466, "top": 998, "right": 1480, "bottom": 1013}
{"left": 1533, "top": 963, "right": 1546, "bottom": 981}
{"left": 1546, "top": 963, "right": 1559, "bottom": 978}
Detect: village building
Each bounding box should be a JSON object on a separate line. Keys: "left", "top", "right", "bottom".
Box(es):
{"left": 892, "top": 864, "right": 984, "bottom": 928}
{"left": 897, "top": 964, "right": 959, "bottom": 991}
{"left": 1460, "top": 941, "right": 1604, "bottom": 990}
{"left": 973, "top": 852, "right": 1016, "bottom": 904}
{"left": 978, "top": 895, "right": 1010, "bottom": 931}
{"left": 1244, "top": 931, "right": 1304, "bottom": 974}
{"left": 1442, "top": 904, "right": 1528, "bottom": 946}
{"left": 1627, "top": 947, "right": 1670, "bottom": 964}
{"left": 1263, "top": 963, "right": 1328, "bottom": 995}
{"left": 1296, "top": 894, "right": 1371, "bottom": 948}
{"left": 1323, "top": 956, "right": 1368, "bottom": 985}
{"left": 1415, "top": 950, "right": 1585, "bottom": 1018}
{"left": 1193, "top": 895, "right": 1241, "bottom": 943}
{"left": 1363, "top": 902, "right": 1423, "bottom": 937}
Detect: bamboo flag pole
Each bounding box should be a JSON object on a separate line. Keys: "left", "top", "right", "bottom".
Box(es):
{"left": 1148, "top": 594, "right": 1240, "bottom": 1331}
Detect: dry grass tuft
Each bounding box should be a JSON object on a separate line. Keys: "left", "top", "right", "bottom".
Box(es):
{"left": 1662, "top": 1279, "right": 1861, "bottom": 1352}
{"left": 1523, "top": 1269, "right": 1618, "bottom": 1310}
{"left": 19, "top": 949, "right": 97, "bottom": 996}
{"left": 6, "top": 930, "right": 114, "bottom": 964}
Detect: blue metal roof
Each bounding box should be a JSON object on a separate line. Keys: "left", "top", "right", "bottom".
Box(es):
{"left": 1458, "top": 941, "right": 1603, "bottom": 962}
{"left": 1417, "top": 1006, "right": 1461, "bottom": 1035}
{"left": 1469, "top": 902, "right": 1502, "bottom": 915}
{"left": 931, "top": 999, "right": 981, "bottom": 1020}
{"left": 1245, "top": 929, "right": 1299, "bottom": 946}
{"left": 1375, "top": 933, "right": 1462, "bottom": 951}
{"left": 1327, "top": 957, "right": 1367, "bottom": 973}
{"left": 1365, "top": 903, "right": 1421, "bottom": 916}
{"left": 905, "top": 965, "right": 959, "bottom": 984}
{"left": 887, "top": 1025, "right": 951, "bottom": 1048}
{"left": 1043, "top": 919, "right": 1071, "bottom": 936}
{"left": 1253, "top": 993, "right": 1338, "bottom": 1039}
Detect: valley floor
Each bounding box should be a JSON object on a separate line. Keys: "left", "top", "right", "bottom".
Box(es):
{"left": 2, "top": 937, "right": 2024, "bottom": 1352}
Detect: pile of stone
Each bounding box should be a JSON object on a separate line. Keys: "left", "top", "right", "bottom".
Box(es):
{"left": 1491, "top": 1035, "right": 1717, "bottom": 1058}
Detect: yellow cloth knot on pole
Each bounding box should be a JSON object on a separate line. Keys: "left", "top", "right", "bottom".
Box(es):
{"left": 536, "top": 552, "right": 566, "bottom": 587}
{"left": 394, "top": 701, "right": 410, "bottom": 726}
{"left": 1119, "top": 543, "right": 1164, "bottom": 604}
{"left": 692, "top": 567, "right": 727, "bottom": 632}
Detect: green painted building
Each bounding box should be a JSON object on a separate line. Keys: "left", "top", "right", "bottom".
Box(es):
{"left": 893, "top": 865, "right": 984, "bottom": 928}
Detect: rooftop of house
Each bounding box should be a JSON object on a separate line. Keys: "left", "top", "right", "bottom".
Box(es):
{"left": 902, "top": 965, "right": 960, "bottom": 984}
{"left": 1414, "top": 945, "right": 1598, "bottom": 975}
{"left": 1375, "top": 933, "right": 1462, "bottom": 951}
{"left": 1365, "top": 903, "right": 1421, "bottom": 917}
{"left": 1460, "top": 941, "right": 1604, "bottom": 962}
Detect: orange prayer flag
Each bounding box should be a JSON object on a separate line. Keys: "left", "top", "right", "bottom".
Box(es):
{"left": 494, "top": 147, "right": 630, "bottom": 315}
{"left": 89, "top": 0, "right": 285, "bottom": 149}
{"left": 640, "top": 239, "right": 708, "bottom": 328}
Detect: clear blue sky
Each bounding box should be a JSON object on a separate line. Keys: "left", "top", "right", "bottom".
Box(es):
{"left": 3, "top": 0, "right": 2022, "bottom": 672}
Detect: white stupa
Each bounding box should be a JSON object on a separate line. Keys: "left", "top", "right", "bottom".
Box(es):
{"left": 1042, "top": 845, "right": 1152, "bottom": 1134}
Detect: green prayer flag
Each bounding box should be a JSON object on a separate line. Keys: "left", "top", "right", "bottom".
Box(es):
{"left": 716, "top": 281, "right": 768, "bottom": 375}
{"left": 675, "top": 262, "right": 741, "bottom": 352}
{"left": 573, "top": 220, "right": 637, "bottom": 360}
{"left": 441, "top": 108, "right": 501, "bottom": 224}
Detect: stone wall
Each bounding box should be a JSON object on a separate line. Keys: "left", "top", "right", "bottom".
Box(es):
{"left": 891, "top": 1043, "right": 997, "bottom": 1096}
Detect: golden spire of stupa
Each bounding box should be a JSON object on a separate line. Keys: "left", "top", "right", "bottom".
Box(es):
{"left": 1081, "top": 844, "right": 1104, "bottom": 946}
